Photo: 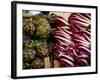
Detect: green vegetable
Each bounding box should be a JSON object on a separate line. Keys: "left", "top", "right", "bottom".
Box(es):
{"left": 23, "top": 17, "right": 35, "bottom": 37}
{"left": 24, "top": 39, "right": 49, "bottom": 58}
{"left": 36, "top": 40, "right": 49, "bottom": 58}
{"left": 27, "top": 39, "right": 43, "bottom": 48}
{"left": 32, "top": 14, "right": 51, "bottom": 38}
{"left": 31, "top": 58, "right": 44, "bottom": 69}
{"left": 23, "top": 48, "right": 36, "bottom": 62}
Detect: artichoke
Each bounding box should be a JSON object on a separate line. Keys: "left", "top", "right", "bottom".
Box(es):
{"left": 24, "top": 39, "right": 49, "bottom": 58}
{"left": 32, "top": 14, "right": 51, "bottom": 38}
{"left": 31, "top": 58, "right": 44, "bottom": 69}
{"left": 23, "top": 17, "right": 35, "bottom": 37}
{"left": 23, "top": 48, "right": 36, "bottom": 62}
{"left": 36, "top": 40, "right": 49, "bottom": 58}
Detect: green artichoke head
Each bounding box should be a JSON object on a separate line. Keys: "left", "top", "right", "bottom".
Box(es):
{"left": 23, "top": 48, "right": 36, "bottom": 62}
{"left": 36, "top": 40, "right": 49, "bottom": 58}
{"left": 23, "top": 17, "right": 35, "bottom": 37}
{"left": 33, "top": 14, "right": 51, "bottom": 38}
{"left": 31, "top": 58, "right": 44, "bottom": 69}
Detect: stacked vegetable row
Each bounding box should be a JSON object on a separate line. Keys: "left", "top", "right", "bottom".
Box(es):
{"left": 53, "top": 13, "right": 91, "bottom": 67}
{"left": 23, "top": 14, "right": 52, "bottom": 69}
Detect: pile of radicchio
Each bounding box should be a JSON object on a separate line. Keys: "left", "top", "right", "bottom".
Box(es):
{"left": 53, "top": 13, "right": 91, "bottom": 67}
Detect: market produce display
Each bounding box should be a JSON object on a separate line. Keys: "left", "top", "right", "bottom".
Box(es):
{"left": 22, "top": 11, "right": 91, "bottom": 69}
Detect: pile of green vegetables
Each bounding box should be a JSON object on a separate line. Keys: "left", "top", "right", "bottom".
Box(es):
{"left": 23, "top": 11, "right": 56, "bottom": 69}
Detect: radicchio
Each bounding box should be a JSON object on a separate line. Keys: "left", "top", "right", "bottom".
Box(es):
{"left": 53, "top": 13, "right": 91, "bottom": 67}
